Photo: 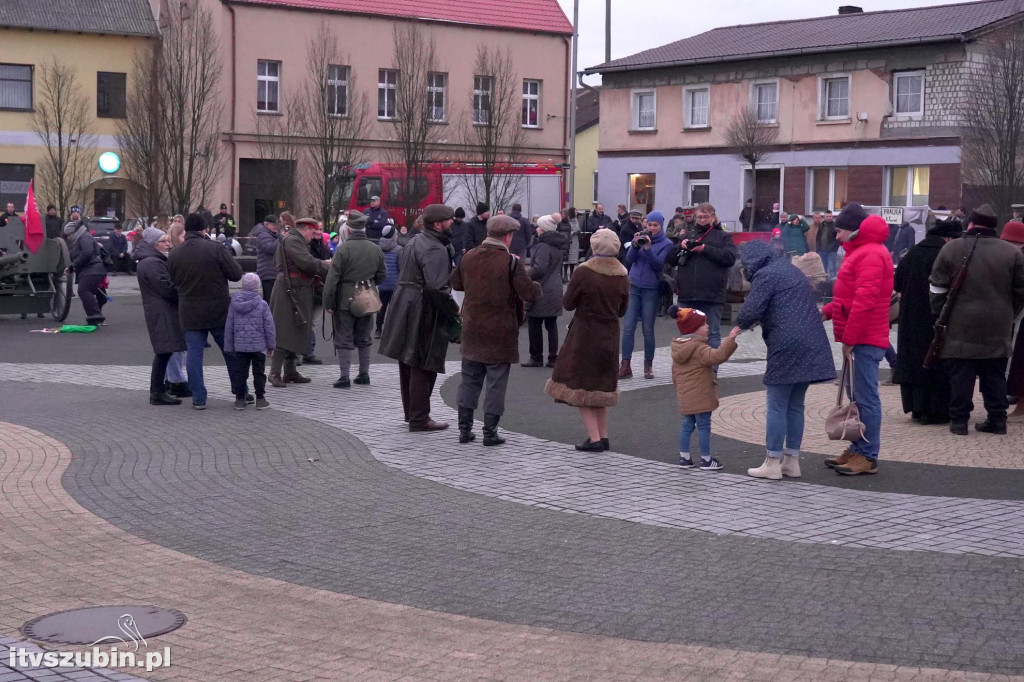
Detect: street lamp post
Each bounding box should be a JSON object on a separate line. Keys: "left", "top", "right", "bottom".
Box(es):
{"left": 567, "top": 0, "right": 579, "bottom": 209}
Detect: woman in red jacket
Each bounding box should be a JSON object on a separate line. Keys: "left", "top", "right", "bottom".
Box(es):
{"left": 821, "top": 204, "right": 894, "bottom": 475}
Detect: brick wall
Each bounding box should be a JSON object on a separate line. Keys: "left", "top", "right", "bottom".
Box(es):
{"left": 783, "top": 167, "right": 806, "bottom": 213}
{"left": 929, "top": 163, "right": 961, "bottom": 209}
{"left": 847, "top": 166, "right": 884, "bottom": 205}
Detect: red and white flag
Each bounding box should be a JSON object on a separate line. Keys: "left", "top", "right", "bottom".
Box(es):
{"left": 23, "top": 179, "right": 44, "bottom": 253}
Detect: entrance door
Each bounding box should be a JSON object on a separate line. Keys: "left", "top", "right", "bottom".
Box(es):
{"left": 753, "top": 168, "right": 781, "bottom": 230}
{"left": 239, "top": 158, "right": 295, "bottom": 235}
{"left": 93, "top": 189, "right": 125, "bottom": 220}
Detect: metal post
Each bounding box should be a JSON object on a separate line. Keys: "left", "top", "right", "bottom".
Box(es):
{"left": 568, "top": 0, "right": 579, "bottom": 209}
{"left": 605, "top": 0, "right": 611, "bottom": 64}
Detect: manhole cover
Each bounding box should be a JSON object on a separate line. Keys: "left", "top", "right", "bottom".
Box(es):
{"left": 22, "top": 605, "right": 186, "bottom": 645}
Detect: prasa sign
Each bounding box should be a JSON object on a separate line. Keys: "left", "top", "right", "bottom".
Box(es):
{"left": 880, "top": 207, "right": 905, "bottom": 225}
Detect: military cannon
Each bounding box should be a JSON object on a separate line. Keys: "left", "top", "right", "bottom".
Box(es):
{"left": 0, "top": 217, "right": 73, "bottom": 321}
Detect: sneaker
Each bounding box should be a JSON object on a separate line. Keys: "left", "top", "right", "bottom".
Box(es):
{"left": 678, "top": 455, "right": 695, "bottom": 469}
{"left": 699, "top": 457, "right": 723, "bottom": 471}
{"left": 255, "top": 398, "right": 270, "bottom": 410}
{"left": 834, "top": 453, "right": 878, "bottom": 475}
{"left": 245, "top": 393, "right": 255, "bottom": 405}
{"left": 233, "top": 398, "right": 247, "bottom": 411}
{"left": 192, "top": 402, "right": 207, "bottom": 411}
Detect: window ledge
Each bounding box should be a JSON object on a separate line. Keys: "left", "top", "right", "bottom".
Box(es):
{"left": 0, "top": 107, "right": 34, "bottom": 113}
{"left": 890, "top": 114, "right": 924, "bottom": 122}
{"left": 682, "top": 126, "right": 712, "bottom": 132}
{"left": 378, "top": 117, "right": 399, "bottom": 123}
{"left": 428, "top": 120, "right": 449, "bottom": 126}
{"left": 257, "top": 110, "right": 283, "bottom": 117}
{"left": 628, "top": 128, "right": 657, "bottom": 134}
{"left": 521, "top": 125, "right": 542, "bottom": 130}
{"left": 816, "top": 118, "right": 852, "bottom": 126}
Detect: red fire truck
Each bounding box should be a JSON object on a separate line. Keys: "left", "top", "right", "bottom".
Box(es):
{"left": 338, "top": 162, "right": 565, "bottom": 227}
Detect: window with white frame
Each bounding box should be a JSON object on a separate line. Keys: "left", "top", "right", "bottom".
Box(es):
{"left": 473, "top": 75, "right": 493, "bottom": 125}
{"left": 685, "top": 86, "right": 710, "bottom": 128}
{"left": 378, "top": 68, "right": 398, "bottom": 120}
{"left": 0, "top": 64, "right": 32, "bottom": 110}
{"left": 257, "top": 60, "right": 280, "bottom": 113}
{"left": 888, "top": 166, "right": 930, "bottom": 206}
{"left": 631, "top": 89, "right": 656, "bottom": 130}
{"left": 426, "top": 72, "right": 446, "bottom": 123}
{"left": 326, "top": 64, "right": 348, "bottom": 117}
{"left": 753, "top": 81, "right": 778, "bottom": 122}
{"left": 686, "top": 171, "right": 710, "bottom": 206}
{"left": 893, "top": 70, "right": 924, "bottom": 116}
{"left": 820, "top": 75, "right": 850, "bottom": 119}
{"left": 522, "top": 79, "right": 540, "bottom": 128}
{"left": 810, "top": 168, "right": 849, "bottom": 212}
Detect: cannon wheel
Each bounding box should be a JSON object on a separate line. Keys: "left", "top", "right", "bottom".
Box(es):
{"left": 51, "top": 238, "right": 73, "bottom": 322}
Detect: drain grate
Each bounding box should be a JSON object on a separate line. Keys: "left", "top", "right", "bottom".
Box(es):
{"left": 22, "top": 605, "right": 186, "bottom": 645}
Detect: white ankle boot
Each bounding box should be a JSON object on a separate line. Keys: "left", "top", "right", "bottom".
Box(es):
{"left": 747, "top": 456, "right": 782, "bottom": 480}
{"left": 781, "top": 453, "right": 802, "bottom": 478}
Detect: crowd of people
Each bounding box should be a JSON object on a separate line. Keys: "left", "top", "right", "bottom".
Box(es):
{"left": 34, "top": 190, "right": 1024, "bottom": 479}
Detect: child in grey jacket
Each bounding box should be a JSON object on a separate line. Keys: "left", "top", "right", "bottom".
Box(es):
{"left": 225, "top": 273, "right": 276, "bottom": 410}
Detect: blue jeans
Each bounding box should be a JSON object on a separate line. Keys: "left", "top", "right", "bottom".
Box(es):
{"left": 185, "top": 328, "right": 241, "bottom": 406}
{"left": 621, "top": 285, "right": 660, "bottom": 362}
{"left": 884, "top": 343, "right": 897, "bottom": 370}
{"left": 677, "top": 299, "right": 723, "bottom": 349}
{"left": 679, "top": 412, "right": 712, "bottom": 456}
{"left": 765, "top": 382, "right": 810, "bottom": 457}
{"left": 165, "top": 351, "right": 187, "bottom": 383}
{"left": 818, "top": 250, "right": 837, "bottom": 276}
{"left": 847, "top": 345, "right": 884, "bottom": 460}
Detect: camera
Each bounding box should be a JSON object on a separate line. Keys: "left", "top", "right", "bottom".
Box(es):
{"left": 634, "top": 229, "right": 651, "bottom": 246}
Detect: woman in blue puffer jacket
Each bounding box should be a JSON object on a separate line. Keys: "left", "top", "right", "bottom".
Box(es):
{"left": 619, "top": 210, "right": 674, "bottom": 380}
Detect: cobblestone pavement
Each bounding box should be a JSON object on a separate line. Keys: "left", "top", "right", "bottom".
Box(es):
{"left": 717, "top": 383, "right": 1024, "bottom": 469}
{"left": 1, "top": 398, "right": 1024, "bottom": 680}
{"left": 2, "top": 361, "right": 1022, "bottom": 557}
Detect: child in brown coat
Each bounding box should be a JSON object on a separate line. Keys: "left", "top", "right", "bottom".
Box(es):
{"left": 670, "top": 307, "right": 741, "bottom": 470}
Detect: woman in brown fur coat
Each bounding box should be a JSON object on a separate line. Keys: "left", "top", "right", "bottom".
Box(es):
{"left": 545, "top": 228, "right": 631, "bottom": 451}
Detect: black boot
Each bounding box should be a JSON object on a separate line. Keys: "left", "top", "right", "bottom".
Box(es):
{"left": 482, "top": 413, "right": 505, "bottom": 446}
{"left": 458, "top": 407, "right": 476, "bottom": 444}
{"left": 150, "top": 391, "right": 182, "bottom": 406}
{"left": 975, "top": 417, "right": 1007, "bottom": 435}
{"left": 949, "top": 421, "right": 969, "bottom": 436}
{"left": 168, "top": 381, "right": 192, "bottom": 398}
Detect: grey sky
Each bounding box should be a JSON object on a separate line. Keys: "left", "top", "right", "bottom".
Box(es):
{"left": 557, "top": 0, "right": 979, "bottom": 79}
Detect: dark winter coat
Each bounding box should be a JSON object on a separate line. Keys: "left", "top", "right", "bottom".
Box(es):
{"left": 781, "top": 219, "right": 809, "bottom": 256}
{"left": 323, "top": 231, "right": 387, "bottom": 343}
{"left": 736, "top": 240, "right": 835, "bottom": 386}
{"left": 584, "top": 211, "right": 613, "bottom": 232}
{"left": 450, "top": 239, "right": 541, "bottom": 365}
{"left": 545, "top": 257, "right": 631, "bottom": 407}
{"left": 250, "top": 222, "right": 280, "bottom": 281}
{"left": 269, "top": 232, "right": 329, "bottom": 356}
{"left": 44, "top": 214, "right": 62, "bottom": 239}
{"left": 365, "top": 206, "right": 389, "bottom": 242}
{"left": 893, "top": 234, "right": 946, "bottom": 386}
{"left": 930, "top": 228, "right": 1024, "bottom": 359}
{"left": 69, "top": 227, "right": 106, "bottom": 276}
{"left": 891, "top": 223, "right": 916, "bottom": 265}
{"left": 134, "top": 240, "right": 185, "bottom": 355}
{"left": 379, "top": 238, "right": 402, "bottom": 291}
{"left": 816, "top": 220, "right": 839, "bottom": 253}
{"left": 109, "top": 231, "right": 129, "bottom": 258}
{"left": 167, "top": 232, "right": 244, "bottom": 330}
{"left": 465, "top": 216, "right": 488, "bottom": 251}
{"left": 526, "top": 230, "right": 567, "bottom": 318}
{"left": 822, "top": 215, "right": 893, "bottom": 349}
{"left": 449, "top": 219, "right": 469, "bottom": 254}
{"left": 224, "top": 290, "right": 276, "bottom": 353}
{"left": 666, "top": 224, "right": 737, "bottom": 304}
{"left": 625, "top": 228, "right": 673, "bottom": 290}
{"left": 378, "top": 228, "right": 456, "bottom": 374}
{"left": 509, "top": 211, "right": 532, "bottom": 258}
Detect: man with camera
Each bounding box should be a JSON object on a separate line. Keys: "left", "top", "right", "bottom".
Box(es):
{"left": 619, "top": 211, "right": 674, "bottom": 379}
{"left": 666, "top": 203, "right": 737, "bottom": 350}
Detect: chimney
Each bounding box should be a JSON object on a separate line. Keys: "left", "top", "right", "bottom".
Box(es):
{"left": 838, "top": 5, "right": 863, "bottom": 14}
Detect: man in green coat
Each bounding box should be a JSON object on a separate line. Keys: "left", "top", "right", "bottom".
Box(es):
{"left": 323, "top": 210, "right": 387, "bottom": 389}
{"left": 268, "top": 218, "right": 330, "bottom": 386}
{"left": 379, "top": 204, "right": 458, "bottom": 432}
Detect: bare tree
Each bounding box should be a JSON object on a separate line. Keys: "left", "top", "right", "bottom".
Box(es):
{"left": 386, "top": 22, "right": 444, "bottom": 226}
{"left": 293, "top": 23, "right": 370, "bottom": 227}
{"left": 155, "top": 0, "right": 223, "bottom": 215}
{"left": 31, "top": 59, "right": 96, "bottom": 219}
{"left": 456, "top": 45, "right": 526, "bottom": 212}
{"left": 116, "top": 44, "right": 164, "bottom": 219}
{"left": 724, "top": 106, "right": 779, "bottom": 231}
{"left": 960, "top": 29, "right": 1024, "bottom": 224}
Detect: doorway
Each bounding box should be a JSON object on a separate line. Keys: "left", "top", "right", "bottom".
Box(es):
{"left": 93, "top": 189, "right": 125, "bottom": 220}
{"left": 239, "top": 158, "right": 295, "bottom": 235}
{"left": 753, "top": 168, "right": 781, "bottom": 230}
{"left": 628, "top": 173, "right": 655, "bottom": 214}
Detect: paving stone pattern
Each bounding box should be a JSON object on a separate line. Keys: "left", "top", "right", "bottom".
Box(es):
{"left": 2, "top": 381, "right": 1024, "bottom": 675}
{"left": 3, "top": 360, "right": 1023, "bottom": 558}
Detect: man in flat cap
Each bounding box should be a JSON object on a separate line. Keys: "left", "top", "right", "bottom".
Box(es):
{"left": 379, "top": 203, "right": 460, "bottom": 431}
{"left": 930, "top": 203, "right": 1024, "bottom": 435}
{"left": 449, "top": 215, "right": 542, "bottom": 445}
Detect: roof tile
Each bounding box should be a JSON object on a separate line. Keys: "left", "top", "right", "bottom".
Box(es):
{"left": 229, "top": 0, "right": 573, "bottom": 35}
{"left": 0, "top": 0, "right": 158, "bottom": 37}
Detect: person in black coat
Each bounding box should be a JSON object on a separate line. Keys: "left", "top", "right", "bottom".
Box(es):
{"left": 666, "top": 203, "right": 737, "bottom": 349}
{"left": 893, "top": 219, "right": 961, "bottom": 424}
{"left": 64, "top": 221, "right": 108, "bottom": 325}
{"left": 44, "top": 205, "right": 62, "bottom": 239}
{"left": 508, "top": 203, "right": 532, "bottom": 258}
{"left": 136, "top": 227, "right": 186, "bottom": 406}
{"left": 464, "top": 202, "right": 490, "bottom": 251}
{"left": 110, "top": 225, "right": 130, "bottom": 274}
